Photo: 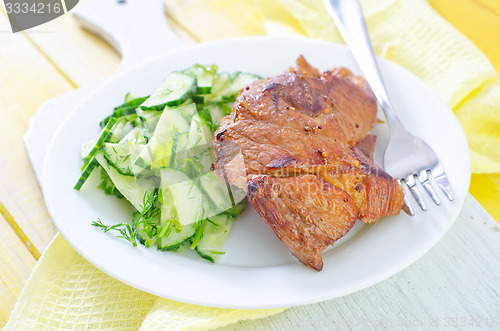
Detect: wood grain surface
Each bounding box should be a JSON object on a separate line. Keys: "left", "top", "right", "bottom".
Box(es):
{"left": 0, "top": 0, "right": 499, "bottom": 326}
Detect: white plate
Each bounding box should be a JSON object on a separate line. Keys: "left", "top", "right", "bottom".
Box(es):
{"left": 43, "top": 36, "right": 470, "bottom": 309}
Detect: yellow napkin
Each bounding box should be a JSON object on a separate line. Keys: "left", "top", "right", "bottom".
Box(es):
{"left": 6, "top": 0, "right": 500, "bottom": 329}
{"left": 4, "top": 234, "right": 285, "bottom": 330}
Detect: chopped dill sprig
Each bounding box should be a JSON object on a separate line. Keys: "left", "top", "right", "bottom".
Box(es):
{"left": 92, "top": 218, "right": 137, "bottom": 246}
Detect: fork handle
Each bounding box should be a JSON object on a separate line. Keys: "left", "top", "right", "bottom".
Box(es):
{"left": 323, "top": 0, "right": 404, "bottom": 130}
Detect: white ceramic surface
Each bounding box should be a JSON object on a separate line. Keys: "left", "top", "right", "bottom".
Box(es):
{"left": 43, "top": 36, "right": 470, "bottom": 309}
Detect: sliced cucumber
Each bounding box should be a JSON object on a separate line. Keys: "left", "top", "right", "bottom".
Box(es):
{"left": 124, "top": 92, "right": 138, "bottom": 103}
{"left": 230, "top": 72, "right": 262, "bottom": 93}
{"left": 168, "top": 177, "right": 209, "bottom": 226}
{"left": 182, "top": 64, "right": 217, "bottom": 95}
{"left": 186, "top": 114, "right": 212, "bottom": 150}
{"left": 134, "top": 103, "right": 196, "bottom": 171}
{"left": 140, "top": 72, "right": 196, "bottom": 110}
{"left": 137, "top": 109, "right": 162, "bottom": 122}
{"left": 158, "top": 168, "right": 199, "bottom": 250}
{"left": 158, "top": 222, "right": 198, "bottom": 251}
{"left": 225, "top": 198, "right": 247, "bottom": 218}
{"left": 194, "top": 214, "right": 233, "bottom": 262}
{"left": 119, "top": 126, "right": 147, "bottom": 145}
{"left": 205, "top": 102, "right": 233, "bottom": 128}
{"left": 142, "top": 113, "right": 162, "bottom": 139}
{"left": 95, "top": 152, "right": 153, "bottom": 211}
{"left": 103, "top": 143, "right": 144, "bottom": 176}
{"left": 109, "top": 119, "right": 134, "bottom": 143}
{"left": 97, "top": 167, "right": 124, "bottom": 199}
{"left": 81, "top": 117, "right": 117, "bottom": 170}
{"left": 74, "top": 157, "right": 99, "bottom": 191}
{"left": 198, "top": 172, "right": 234, "bottom": 215}
{"left": 160, "top": 167, "right": 190, "bottom": 185}
{"left": 211, "top": 72, "right": 232, "bottom": 97}
{"left": 80, "top": 136, "right": 98, "bottom": 161}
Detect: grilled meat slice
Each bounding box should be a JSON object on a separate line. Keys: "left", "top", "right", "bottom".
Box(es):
{"left": 320, "top": 142, "right": 405, "bottom": 223}
{"left": 228, "top": 63, "right": 377, "bottom": 145}
{"left": 214, "top": 118, "right": 352, "bottom": 184}
{"left": 212, "top": 56, "right": 405, "bottom": 270}
{"left": 247, "top": 175, "right": 358, "bottom": 271}
{"left": 213, "top": 62, "right": 377, "bottom": 183}
{"left": 353, "top": 134, "right": 376, "bottom": 160}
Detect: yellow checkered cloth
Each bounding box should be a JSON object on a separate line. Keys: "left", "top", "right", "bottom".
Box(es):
{"left": 6, "top": 0, "right": 499, "bottom": 329}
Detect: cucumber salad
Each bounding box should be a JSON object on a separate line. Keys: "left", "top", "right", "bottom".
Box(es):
{"left": 75, "top": 64, "right": 260, "bottom": 262}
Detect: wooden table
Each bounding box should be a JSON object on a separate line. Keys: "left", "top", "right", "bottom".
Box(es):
{"left": 1, "top": 0, "right": 499, "bottom": 327}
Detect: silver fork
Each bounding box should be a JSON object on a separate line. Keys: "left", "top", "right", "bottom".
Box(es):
{"left": 323, "top": 0, "right": 453, "bottom": 215}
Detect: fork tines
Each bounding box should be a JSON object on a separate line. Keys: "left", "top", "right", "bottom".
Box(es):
{"left": 400, "top": 163, "right": 454, "bottom": 216}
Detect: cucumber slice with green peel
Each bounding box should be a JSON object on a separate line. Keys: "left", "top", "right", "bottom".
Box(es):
{"left": 205, "top": 102, "right": 233, "bottom": 128}
{"left": 80, "top": 136, "right": 98, "bottom": 161}
{"left": 158, "top": 169, "right": 199, "bottom": 250}
{"left": 225, "top": 198, "right": 247, "bottom": 218}
{"left": 211, "top": 72, "right": 232, "bottom": 96}
{"left": 112, "top": 106, "right": 138, "bottom": 119}
{"left": 109, "top": 118, "right": 134, "bottom": 143}
{"left": 157, "top": 222, "right": 198, "bottom": 251}
{"left": 186, "top": 114, "right": 213, "bottom": 150}
{"left": 194, "top": 214, "right": 233, "bottom": 262}
{"left": 182, "top": 64, "right": 217, "bottom": 95}
{"left": 95, "top": 152, "right": 153, "bottom": 211}
{"left": 99, "top": 96, "right": 148, "bottom": 129}
{"left": 74, "top": 157, "right": 99, "bottom": 191}
{"left": 192, "top": 94, "right": 206, "bottom": 104}
{"left": 161, "top": 167, "right": 190, "bottom": 185}
{"left": 168, "top": 178, "right": 208, "bottom": 226}
{"left": 103, "top": 143, "right": 144, "bottom": 176}
{"left": 119, "top": 126, "right": 147, "bottom": 145}
{"left": 198, "top": 172, "right": 234, "bottom": 215}
{"left": 158, "top": 171, "right": 182, "bottom": 235}
{"left": 166, "top": 170, "right": 241, "bottom": 224}
{"left": 134, "top": 103, "right": 196, "bottom": 172}
{"left": 142, "top": 113, "right": 162, "bottom": 139}
{"left": 137, "top": 109, "right": 162, "bottom": 122}
{"left": 230, "top": 72, "right": 262, "bottom": 93}
{"left": 81, "top": 117, "right": 117, "bottom": 170}
{"left": 140, "top": 72, "right": 196, "bottom": 110}
{"left": 124, "top": 92, "right": 137, "bottom": 103}
{"left": 119, "top": 94, "right": 149, "bottom": 109}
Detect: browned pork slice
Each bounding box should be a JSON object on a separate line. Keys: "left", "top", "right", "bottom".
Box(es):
{"left": 246, "top": 175, "right": 358, "bottom": 271}
{"left": 212, "top": 56, "right": 405, "bottom": 270}
{"left": 213, "top": 58, "right": 377, "bottom": 184}
{"left": 320, "top": 141, "right": 405, "bottom": 223}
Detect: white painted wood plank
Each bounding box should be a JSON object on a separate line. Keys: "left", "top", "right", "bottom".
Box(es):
{"left": 221, "top": 195, "right": 500, "bottom": 330}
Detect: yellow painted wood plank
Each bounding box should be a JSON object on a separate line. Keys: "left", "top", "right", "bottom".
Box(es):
{"left": 0, "top": 1, "right": 120, "bottom": 88}
{"left": 0, "top": 14, "right": 72, "bottom": 253}
{"left": 18, "top": 14, "right": 120, "bottom": 88}
{"left": 163, "top": 0, "right": 265, "bottom": 42}
{"left": 0, "top": 215, "right": 37, "bottom": 327}
{"left": 5, "top": 0, "right": 207, "bottom": 89}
